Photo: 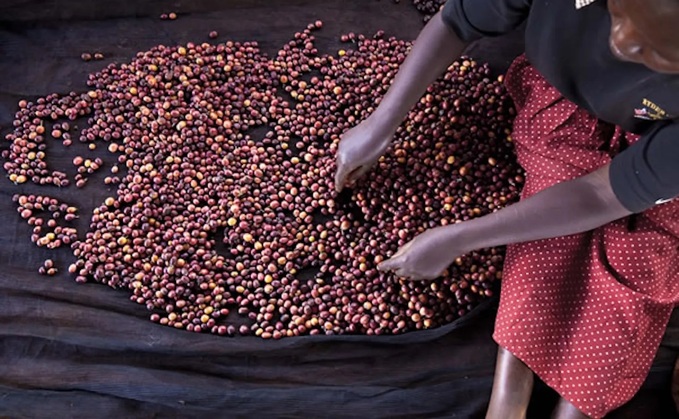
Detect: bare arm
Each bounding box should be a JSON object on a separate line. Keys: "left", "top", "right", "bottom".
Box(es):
{"left": 457, "top": 164, "right": 632, "bottom": 249}
{"left": 372, "top": 11, "right": 469, "bottom": 129}
{"left": 334, "top": 11, "right": 469, "bottom": 191}
{"left": 379, "top": 164, "right": 634, "bottom": 280}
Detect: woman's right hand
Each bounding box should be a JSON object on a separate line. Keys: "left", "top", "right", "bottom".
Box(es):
{"left": 334, "top": 116, "right": 395, "bottom": 192}
{"left": 334, "top": 11, "right": 467, "bottom": 192}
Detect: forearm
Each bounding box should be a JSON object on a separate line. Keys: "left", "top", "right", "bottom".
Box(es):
{"left": 372, "top": 11, "right": 468, "bottom": 129}
{"left": 456, "top": 164, "right": 634, "bottom": 251}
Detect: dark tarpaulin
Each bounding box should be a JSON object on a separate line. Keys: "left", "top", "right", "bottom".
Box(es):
{"left": 0, "top": 1, "right": 677, "bottom": 417}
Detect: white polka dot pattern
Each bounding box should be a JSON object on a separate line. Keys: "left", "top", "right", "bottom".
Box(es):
{"left": 493, "top": 55, "right": 679, "bottom": 419}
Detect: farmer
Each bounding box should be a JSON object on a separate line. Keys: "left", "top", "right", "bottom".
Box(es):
{"left": 334, "top": 1, "right": 679, "bottom": 417}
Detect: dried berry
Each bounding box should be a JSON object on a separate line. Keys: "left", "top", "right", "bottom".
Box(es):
{"left": 4, "top": 25, "right": 522, "bottom": 338}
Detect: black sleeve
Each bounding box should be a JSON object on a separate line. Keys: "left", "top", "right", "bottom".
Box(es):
{"left": 441, "top": 0, "right": 532, "bottom": 42}
{"left": 610, "top": 122, "right": 679, "bottom": 213}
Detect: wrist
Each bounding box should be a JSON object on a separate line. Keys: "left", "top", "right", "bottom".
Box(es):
{"left": 360, "top": 113, "right": 396, "bottom": 151}
{"left": 442, "top": 221, "right": 480, "bottom": 254}
{"left": 370, "top": 105, "right": 404, "bottom": 136}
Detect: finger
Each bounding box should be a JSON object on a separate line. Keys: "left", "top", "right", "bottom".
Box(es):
{"left": 345, "top": 165, "right": 371, "bottom": 187}
{"left": 334, "top": 156, "right": 349, "bottom": 193}
{"left": 389, "top": 241, "right": 412, "bottom": 260}
{"left": 377, "top": 255, "right": 403, "bottom": 272}
{"left": 342, "top": 167, "right": 364, "bottom": 189}
{"left": 394, "top": 268, "right": 412, "bottom": 280}
{"left": 405, "top": 271, "right": 440, "bottom": 281}
{"left": 376, "top": 260, "right": 392, "bottom": 272}
{"left": 391, "top": 266, "right": 413, "bottom": 280}
{"left": 377, "top": 251, "right": 405, "bottom": 272}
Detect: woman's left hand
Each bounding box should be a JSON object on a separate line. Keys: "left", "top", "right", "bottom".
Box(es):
{"left": 377, "top": 225, "right": 468, "bottom": 281}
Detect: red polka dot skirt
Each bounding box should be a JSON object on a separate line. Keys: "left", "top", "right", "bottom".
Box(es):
{"left": 493, "top": 55, "right": 679, "bottom": 418}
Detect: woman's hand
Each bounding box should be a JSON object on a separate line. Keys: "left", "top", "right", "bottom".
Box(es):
{"left": 377, "top": 225, "right": 469, "bottom": 281}
{"left": 334, "top": 116, "right": 395, "bottom": 192}
{"left": 334, "top": 11, "right": 467, "bottom": 192}
{"left": 377, "top": 163, "right": 635, "bottom": 281}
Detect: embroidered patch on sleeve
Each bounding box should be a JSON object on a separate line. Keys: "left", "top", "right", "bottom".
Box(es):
{"left": 634, "top": 98, "right": 673, "bottom": 121}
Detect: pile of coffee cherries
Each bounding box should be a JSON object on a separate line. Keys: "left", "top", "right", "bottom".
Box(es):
{"left": 3, "top": 23, "right": 522, "bottom": 338}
